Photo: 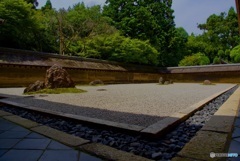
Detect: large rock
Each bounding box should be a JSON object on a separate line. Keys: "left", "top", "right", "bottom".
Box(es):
{"left": 203, "top": 80, "right": 212, "bottom": 85}
{"left": 24, "top": 65, "right": 75, "bottom": 93}
{"left": 45, "top": 64, "right": 75, "bottom": 88}
{"left": 24, "top": 80, "right": 45, "bottom": 93}
{"left": 159, "top": 77, "right": 165, "bottom": 84}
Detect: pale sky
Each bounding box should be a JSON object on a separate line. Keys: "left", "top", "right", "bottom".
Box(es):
{"left": 38, "top": 0, "right": 236, "bottom": 35}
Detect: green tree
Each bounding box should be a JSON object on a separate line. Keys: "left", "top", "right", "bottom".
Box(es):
{"left": 24, "top": 0, "right": 38, "bottom": 8}
{"left": 103, "top": 0, "right": 176, "bottom": 66}
{"left": 36, "top": 9, "right": 59, "bottom": 52}
{"left": 230, "top": 44, "right": 240, "bottom": 63}
{"left": 65, "top": 3, "right": 117, "bottom": 54}
{"left": 195, "top": 7, "right": 240, "bottom": 61}
{"left": 179, "top": 53, "right": 210, "bottom": 66}
{"left": 166, "top": 27, "right": 189, "bottom": 66}
{"left": 78, "top": 33, "right": 159, "bottom": 66}
{"left": 41, "top": 0, "right": 52, "bottom": 11}
{"left": 0, "top": 0, "right": 41, "bottom": 50}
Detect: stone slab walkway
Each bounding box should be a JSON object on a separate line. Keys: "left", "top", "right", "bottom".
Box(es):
{"left": 0, "top": 118, "right": 102, "bottom": 161}
{"left": 227, "top": 108, "right": 240, "bottom": 161}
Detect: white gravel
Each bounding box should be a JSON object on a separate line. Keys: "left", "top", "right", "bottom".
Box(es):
{"left": 0, "top": 83, "right": 235, "bottom": 127}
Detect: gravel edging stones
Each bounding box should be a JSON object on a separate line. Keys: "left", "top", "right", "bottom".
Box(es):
{"left": 172, "top": 86, "right": 240, "bottom": 161}
{"left": 0, "top": 84, "right": 238, "bottom": 160}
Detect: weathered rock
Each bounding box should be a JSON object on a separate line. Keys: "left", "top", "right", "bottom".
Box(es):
{"left": 203, "top": 80, "right": 211, "bottom": 85}
{"left": 89, "top": 80, "right": 104, "bottom": 86}
{"left": 45, "top": 64, "right": 75, "bottom": 88}
{"left": 159, "top": 77, "right": 165, "bottom": 84}
{"left": 164, "top": 81, "right": 169, "bottom": 85}
{"left": 151, "top": 152, "right": 162, "bottom": 159}
{"left": 24, "top": 80, "right": 45, "bottom": 93}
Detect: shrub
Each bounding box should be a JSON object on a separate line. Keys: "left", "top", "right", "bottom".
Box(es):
{"left": 78, "top": 33, "right": 159, "bottom": 66}
{"left": 213, "top": 57, "right": 221, "bottom": 64}
{"left": 230, "top": 45, "right": 240, "bottom": 63}
{"left": 178, "top": 52, "right": 210, "bottom": 66}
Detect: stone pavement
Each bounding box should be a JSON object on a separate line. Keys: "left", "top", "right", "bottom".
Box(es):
{"left": 227, "top": 108, "right": 240, "bottom": 161}
{"left": 0, "top": 117, "right": 102, "bottom": 161}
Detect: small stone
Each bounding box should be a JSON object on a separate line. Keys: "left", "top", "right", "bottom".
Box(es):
{"left": 130, "top": 142, "right": 141, "bottom": 147}
{"left": 162, "top": 152, "right": 172, "bottom": 159}
{"left": 148, "top": 142, "right": 158, "bottom": 146}
{"left": 170, "top": 139, "right": 176, "bottom": 143}
{"left": 151, "top": 152, "right": 162, "bottom": 159}
{"left": 163, "top": 140, "right": 171, "bottom": 144}
{"left": 109, "top": 141, "right": 115, "bottom": 146}
{"left": 92, "top": 136, "right": 101, "bottom": 142}
{"left": 102, "top": 139, "right": 110, "bottom": 145}
{"left": 108, "top": 137, "right": 114, "bottom": 141}
{"left": 169, "top": 144, "right": 176, "bottom": 149}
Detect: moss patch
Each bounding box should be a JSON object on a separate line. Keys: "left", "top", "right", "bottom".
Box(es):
{"left": 200, "top": 83, "right": 216, "bottom": 85}
{"left": 76, "top": 84, "right": 105, "bottom": 86}
{"left": 24, "top": 88, "right": 87, "bottom": 95}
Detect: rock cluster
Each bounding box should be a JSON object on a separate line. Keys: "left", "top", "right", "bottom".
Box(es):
{"left": 89, "top": 80, "right": 104, "bottom": 86}
{"left": 24, "top": 64, "right": 75, "bottom": 93}
{"left": 203, "top": 80, "right": 212, "bottom": 85}
{"left": 159, "top": 77, "right": 173, "bottom": 85}
{"left": 1, "top": 86, "right": 236, "bottom": 160}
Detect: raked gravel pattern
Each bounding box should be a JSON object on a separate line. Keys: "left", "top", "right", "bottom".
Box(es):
{"left": 0, "top": 83, "right": 235, "bottom": 127}
{"left": 0, "top": 86, "right": 237, "bottom": 161}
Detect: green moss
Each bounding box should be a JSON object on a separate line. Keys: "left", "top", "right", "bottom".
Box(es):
{"left": 201, "top": 83, "right": 216, "bottom": 85}
{"left": 76, "top": 84, "right": 105, "bottom": 87}
{"left": 157, "top": 83, "right": 169, "bottom": 85}
{"left": 24, "top": 88, "right": 87, "bottom": 95}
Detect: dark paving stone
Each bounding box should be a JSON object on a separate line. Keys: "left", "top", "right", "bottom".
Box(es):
{"left": 234, "top": 137, "right": 240, "bottom": 143}
{"left": 232, "top": 127, "right": 240, "bottom": 138}
{"left": 234, "top": 118, "right": 240, "bottom": 128}
{"left": 0, "top": 131, "right": 3, "bottom": 134}
{"left": 79, "top": 152, "right": 102, "bottom": 161}
{"left": 226, "top": 156, "right": 240, "bottom": 161}
{"left": 0, "top": 131, "right": 30, "bottom": 139}
{"left": 47, "top": 141, "right": 72, "bottom": 150}
{"left": 14, "top": 139, "right": 51, "bottom": 150}
{"left": 228, "top": 140, "right": 240, "bottom": 154}
{"left": 0, "top": 150, "right": 43, "bottom": 161}
{"left": 26, "top": 132, "right": 46, "bottom": 139}
{"left": 0, "top": 150, "right": 7, "bottom": 157}
{"left": 0, "top": 139, "right": 20, "bottom": 149}
{"left": 39, "top": 150, "right": 79, "bottom": 161}
{"left": 10, "top": 126, "right": 30, "bottom": 132}
{"left": 0, "top": 122, "right": 16, "bottom": 131}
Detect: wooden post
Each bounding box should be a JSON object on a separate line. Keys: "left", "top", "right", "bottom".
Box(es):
{"left": 236, "top": 0, "right": 240, "bottom": 34}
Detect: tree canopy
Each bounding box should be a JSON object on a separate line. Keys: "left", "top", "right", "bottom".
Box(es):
{"left": 179, "top": 7, "right": 240, "bottom": 66}
{"left": 179, "top": 53, "right": 210, "bottom": 66}
{"left": 103, "top": 0, "right": 179, "bottom": 66}
{"left": 0, "top": 0, "right": 44, "bottom": 50}
{"left": 78, "top": 33, "right": 159, "bottom": 65}
{"left": 0, "top": 0, "right": 239, "bottom": 67}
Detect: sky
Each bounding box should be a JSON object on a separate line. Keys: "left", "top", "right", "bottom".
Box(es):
{"left": 38, "top": 0, "right": 236, "bottom": 35}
